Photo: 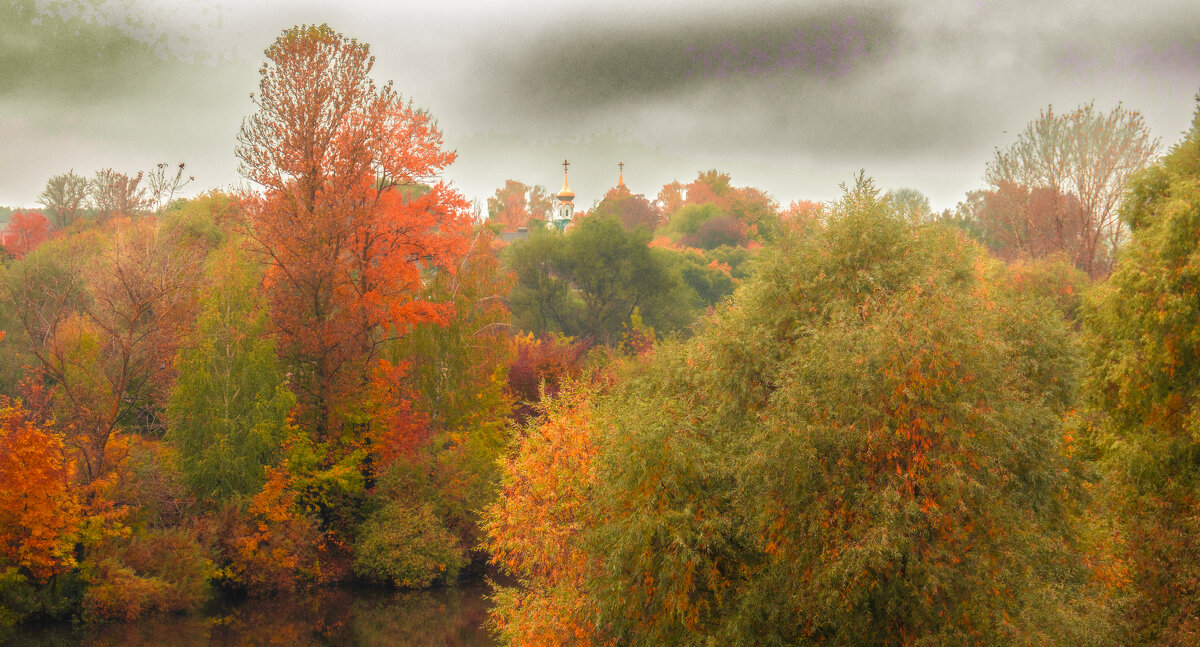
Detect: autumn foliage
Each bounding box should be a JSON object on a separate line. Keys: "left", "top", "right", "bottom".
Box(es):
{"left": 1084, "top": 100, "right": 1200, "bottom": 645}
{"left": 3, "top": 17, "right": 1199, "bottom": 644}
{"left": 485, "top": 176, "right": 1106, "bottom": 645}
{"left": 0, "top": 23, "right": 504, "bottom": 632}
{"left": 1, "top": 211, "right": 50, "bottom": 259}
{"left": 983, "top": 102, "right": 1159, "bottom": 277}
{"left": 484, "top": 387, "right": 605, "bottom": 646}
{"left": 487, "top": 180, "right": 552, "bottom": 232}
{"left": 237, "top": 24, "right": 471, "bottom": 438}
{"left": 0, "top": 400, "right": 80, "bottom": 581}
{"left": 506, "top": 333, "right": 590, "bottom": 423}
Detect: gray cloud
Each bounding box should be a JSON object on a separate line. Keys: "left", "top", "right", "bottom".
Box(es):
{"left": 473, "top": 4, "right": 899, "bottom": 121}
{"left": 459, "top": 1, "right": 1036, "bottom": 162}
{"left": 2, "top": 0, "right": 1198, "bottom": 213}
{"left": 0, "top": 1, "right": 255, "bottom": 206}
{"left": 0, "top": 2, "right": 166, "bottom": 104}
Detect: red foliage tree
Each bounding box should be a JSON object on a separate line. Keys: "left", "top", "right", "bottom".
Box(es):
{"left": 236, "top": 24, "right": 471, "bottom": 437}
{"left": 2, "top": 210, "right": 50, "bottom": 258}
{"left": 781, "top": 199, "right": 826, "bottom": 237}
{"left": 681, "top": 213, "right": 747, "bottom": 249}
{"left": 487, "top": 180, "right": 552, "bottom": 232}
{"left": 592, "top": 185, "right": 660, "bottom": 231}
{"left": 656, "top": 181, "right": 686, "bottom": 218}
{"left": 507, "top": 334, "right": 590, "bottom": 424}
{"left": 684, "top": 169, "right": 734, "bottom": 211}
{"left": 971, "top": 181, "right": 1090, "bottom": 266}
{"left": 661, "top": 170, "right": 781, "bottom": 244}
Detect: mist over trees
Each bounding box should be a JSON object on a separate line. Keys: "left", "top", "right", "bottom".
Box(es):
{"left": 0, "top": 18, "right": 1198, "bottom": 647}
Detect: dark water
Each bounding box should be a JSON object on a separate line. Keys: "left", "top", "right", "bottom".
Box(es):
{"left": 5, "top": 582, "right": 494, "bottom": 647}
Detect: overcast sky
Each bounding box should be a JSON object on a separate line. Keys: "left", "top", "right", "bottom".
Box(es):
{"left": 2, "top": 0, "right": 1198, "bottom": 213}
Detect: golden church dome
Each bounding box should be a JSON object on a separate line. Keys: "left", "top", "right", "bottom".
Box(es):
{"left": 557, "top": 159, "right": 575, "bottom": 201}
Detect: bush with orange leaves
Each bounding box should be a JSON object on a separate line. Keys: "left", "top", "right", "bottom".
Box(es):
{"left": 80, "top": 528, "right": 213, "bottom": 622}
{"left": 0, "top": 400, "right": 80, "bottom": 581}
{"left": 483, "top": 385, "right": 607, "bottom": 646}
{"left": 216, "top": 465, "right": 326, "bottom": 595}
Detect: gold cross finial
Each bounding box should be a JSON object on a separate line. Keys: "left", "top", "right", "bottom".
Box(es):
{"left": 562, "top": 159, "right": 570, "bottom": 173}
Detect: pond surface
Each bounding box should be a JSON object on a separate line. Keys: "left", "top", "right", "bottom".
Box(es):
{"left": 5, "top": 582, "right": 494, "bottom": 647}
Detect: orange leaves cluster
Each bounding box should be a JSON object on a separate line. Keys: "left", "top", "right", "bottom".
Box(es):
{"left": 237, "top": 24, "right": 472, "bottom": 437}
{"left": 366, "top": 359, "right": 429, "bottom": 468}
{"left": 222, "top": 465, "right": 326, "bottom": 594}
{"left": 0, "top": 400, "right": 81, "bottom": 580}
{"left": 488, "top": 180, "right": 552, "bottom": 232}
{"left": 484, "top": 387, "right": 604, "bottom": 646}
{"left": 2, "top": 210, "right": 51, "bottom": 259}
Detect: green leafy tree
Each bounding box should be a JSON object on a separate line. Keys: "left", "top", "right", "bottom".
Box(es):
{"left": 662, "top": 203, "right": 722, "bottom": 243}
{"left": 507, "top": 215, "right": 693, "bottom": 344}
{"left": 661, "top": 250, "right": 736, "bottom": 310}
{"left": 352, "top": 501, "right": 466, "bottom": 588}
{"left": 1083, "top": 96, "right": 1200, "bottom": 645}
{"left": 167, "top": 245, "right": 295, "bottom": 504}
{"left": 159, "top": 191, "right": 238, "bottom": 254}
{"left": 373, "top": 228, "right": 514, "bottom": 553}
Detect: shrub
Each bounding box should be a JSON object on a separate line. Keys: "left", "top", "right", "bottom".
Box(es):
{"left": 81, "top": 528, "right": 213, "bottom": 622}
{"left": 353, "top": 501, "right": 465, "bottom": 589}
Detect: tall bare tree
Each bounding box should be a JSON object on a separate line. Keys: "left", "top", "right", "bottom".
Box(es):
{"left": 92, "top": 168, "right": 149, "bottom": 221}
{"left": 985, "top": 102, "right": 1159, "bottom": 276}
{"left": 38, "top": 170, "right": 91, "bottom": 229}
{"left": 145, "top": 162, "right": 195, "bottom": 215}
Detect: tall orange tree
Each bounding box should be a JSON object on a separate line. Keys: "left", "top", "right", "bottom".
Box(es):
{"left": 236, "top": 24, "right": 470, "bottom": 439}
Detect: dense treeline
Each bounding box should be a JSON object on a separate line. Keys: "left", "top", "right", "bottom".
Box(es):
{"left": 0, "top": 24, "right": 766, "bottom": 634}
{"left": 1, "top": 20, "right": 1198, "bottom": 647}
{"left": 482, "top": 105, "right": 1200, "bottom": 645}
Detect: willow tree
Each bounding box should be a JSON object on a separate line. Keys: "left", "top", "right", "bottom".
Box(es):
{"left": 1084, "top": 96, "right": 1200, "bottom": 645}
{"left": 167, "top": 245, "right": 295, "bottom": 504}
{"left": 487, "top": 175, "right": 1107, "bottom": 645}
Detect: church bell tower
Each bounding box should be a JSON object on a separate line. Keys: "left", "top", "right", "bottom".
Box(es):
{"left": 553, "top": 159, "right": 575, "bottom": 230}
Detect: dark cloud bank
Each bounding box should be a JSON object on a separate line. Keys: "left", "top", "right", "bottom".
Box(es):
{"left": 2, "top": 0, "right": 1198, "bottom": 211}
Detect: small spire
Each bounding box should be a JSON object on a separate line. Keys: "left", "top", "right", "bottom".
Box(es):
{"left": 557, "top": 159, "right": 574, "bottom": 201}
{"left": 617, "top": 161, "right": 626, "bottom": 189}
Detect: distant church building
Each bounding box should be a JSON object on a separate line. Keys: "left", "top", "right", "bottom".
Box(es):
{"left": 498, "top": 159, "right": 628, "bottom": 242}
{"left": 550, "top": 159, "right": 575, "bottom": 231}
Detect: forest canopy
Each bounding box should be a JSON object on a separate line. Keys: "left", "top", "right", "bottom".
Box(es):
{"left": 0, "top": 17, "right": 1198, "bottom": 647}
